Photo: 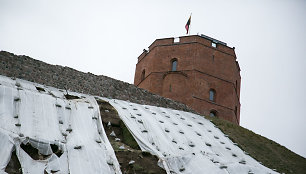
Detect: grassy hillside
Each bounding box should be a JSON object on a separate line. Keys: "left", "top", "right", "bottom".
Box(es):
{"left": 210, "top": 117, "right": 306, "bottom": 174}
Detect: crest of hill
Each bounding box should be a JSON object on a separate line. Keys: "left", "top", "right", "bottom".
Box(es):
{"left": 0, "top": 51, "right": 192, "bottom": 112}
{"left": 1, "top": 50, "right": 305, "bottom": 174}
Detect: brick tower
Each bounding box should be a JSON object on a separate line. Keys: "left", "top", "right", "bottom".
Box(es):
{"left": 134, "top": 35, "right": 241, "bottom": 124}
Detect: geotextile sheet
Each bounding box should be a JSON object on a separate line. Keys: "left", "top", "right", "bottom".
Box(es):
{"left": 107, "top": 99, "right": 279, "bottom": 174}
{"left": 0, "top": 75, "right": 121, "bottom": 174}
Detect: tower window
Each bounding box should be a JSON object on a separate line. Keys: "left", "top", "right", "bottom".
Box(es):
{"left": 212, "top": 42, "right": 217, "bottom": 48}
{"left": 171, "top": 59, "right": 178, "bottom": 71}
{"left": 141, "top": 69, "right": 145, "bottom": 81}
{"left": 235, "top": 106, "right": 238, "bottom": 115}
{"left": 210, "top": 110, "right": 217, "bottom": 117}
{"left": 209, "top": 89, "right": 216, "bottom": 102}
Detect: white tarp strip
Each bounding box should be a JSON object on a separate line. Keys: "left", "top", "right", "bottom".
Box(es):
{"left": 107, "top": 98, "right": 279, "bottom": 174}
{"left": 0, "top": 130, "right": 14, "bottom": 172}
{"left": 0, "top": 75, "right": 121, "bottom": 174}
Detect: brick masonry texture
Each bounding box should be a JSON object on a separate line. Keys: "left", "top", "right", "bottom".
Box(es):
{"left": 134, "top": 35, "right": 241, "bottom": 124}
{"left": 0, "top": 51, "right": 194, "bottom": 113}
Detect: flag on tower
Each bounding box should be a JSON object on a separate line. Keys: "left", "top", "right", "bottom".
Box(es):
{"left": 185, "top": 15, "right": 191, "bottom": 34}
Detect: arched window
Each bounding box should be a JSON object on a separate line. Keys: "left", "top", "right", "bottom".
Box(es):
{"left": 210, "top": 110, "right": 217, "bottom": 117}
{"left": 141, "top": 69, "right": 145, "bottom": 81}
{"left": 209, "top": 89, "right": 216, "bottom": 102}
{"left": 235, "top": 106, "right": 238, "bottom": 115}
{"left": 171, "top": 59, "right": 178, "bottom": 71}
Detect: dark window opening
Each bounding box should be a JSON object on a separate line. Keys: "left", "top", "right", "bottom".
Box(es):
{"left": 235, "top": 106, "right": 238, "bottom": 115}
{"left": 209, "top": 89, "right": 216, "bottom": 102}
{"left": 141, "top": 69, "right": 145, "bottom": 81}
{"left": 171, "top": 59, "right": 178, "bottom": 71}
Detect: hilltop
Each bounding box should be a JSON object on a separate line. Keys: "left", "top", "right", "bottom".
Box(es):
{"left": 0, "top": 51, "right": 305, "bottom": 174}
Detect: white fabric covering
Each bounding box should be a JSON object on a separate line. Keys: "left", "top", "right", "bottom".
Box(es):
{"left": 0, "top": 74, "right": 280, "bottom": 174}
{"left": 106, "top": 99, "right": 279, "bottom": 174}
{"left": 0, "top": 75, "right": 121, "bottom": 174}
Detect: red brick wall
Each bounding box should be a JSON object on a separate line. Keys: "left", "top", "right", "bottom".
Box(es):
{"left": 134, "top": 35, "right": 241, "bottom": 124}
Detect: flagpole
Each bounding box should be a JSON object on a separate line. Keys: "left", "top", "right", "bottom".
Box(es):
{"left": 189, "top": 13, "right": 192, "bottom": 35}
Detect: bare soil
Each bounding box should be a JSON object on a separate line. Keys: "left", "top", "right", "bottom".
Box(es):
{"left": 97, "top": 99, "right": 166, "bottom": 174}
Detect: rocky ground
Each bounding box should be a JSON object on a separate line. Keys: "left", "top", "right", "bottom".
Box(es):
{"left": 98, "top": 99, "right": 166, "bottom": 174}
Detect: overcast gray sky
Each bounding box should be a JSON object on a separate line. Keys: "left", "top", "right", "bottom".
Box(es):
{"left": 1, "top": 0, "right": 305, "bottom": 158}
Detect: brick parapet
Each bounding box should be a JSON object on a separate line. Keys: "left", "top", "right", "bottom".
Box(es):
{"left": 143, "top": 35, "right": 236, "bottom": 58}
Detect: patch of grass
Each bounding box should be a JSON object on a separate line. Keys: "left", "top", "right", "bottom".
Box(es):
{"left": 97, "top": 99, "right": 141, "bottom": 150}
{"left": 97, "top": 99, "right": 118, "bottom": 113}
{"left": 120, "top": 121, "right": 141, "bottom": 150}
{"left": 148, "top": 170, "right": 157, "bottom": 174}
{"left": 5, "top": 150, "right": 22, "bottom": 174}
{"left": 209, "top": 117, "right": 306, "bottom": 174}
{"left": 110, "top": 142, "right": 123, "bottom": 151}
{"left": 133, "top": 164, "right": 143, "bottom": 171}
{"left": 141, "top": 151, "right": 152, "bottom": 157}
{"left": 96, "top": 99, "right": 111, "bottom": 106}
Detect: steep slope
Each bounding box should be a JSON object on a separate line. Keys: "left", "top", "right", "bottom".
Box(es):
{"left": 0, "top": 74, "right": 280, "bottom": 174}
{"left": 1, "top": 51, "right": 305, "bottom": 173}
{"left": 0, "top": 75, "right": 121, "bottom": 174}
{"left": 210, "top": 118, "right": 306, "bottom": 174}
{"left": 98, "top": 99, "right": 166, "bottom": 174}
{"left": 104, "top": 98, "right": 279, "bottom": 174}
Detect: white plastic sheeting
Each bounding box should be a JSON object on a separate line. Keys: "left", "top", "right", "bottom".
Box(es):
{"left": 107, "top": 99, "right": 279, "bottom": 174}
{"left": 0, "top": 75, "right": 121, "bottom": 174}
